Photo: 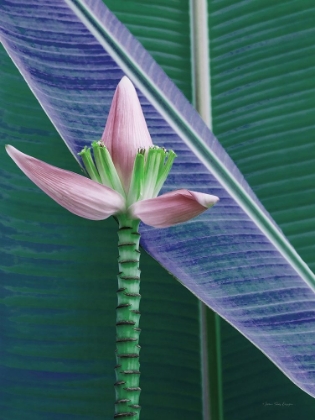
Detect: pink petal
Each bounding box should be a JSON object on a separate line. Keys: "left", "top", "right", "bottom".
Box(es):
{"left": 129, "top": 189, "right": 219, "bottom": 228}
{"left": 101, "top": 76, "right": 153, "bottom": 192}
{"left": 6, "top": 146, "right": 125, "bottom": 220}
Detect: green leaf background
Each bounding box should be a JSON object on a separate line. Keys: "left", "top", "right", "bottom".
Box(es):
{"left": 1, "top": 1, "right": 314, "bottom": 419}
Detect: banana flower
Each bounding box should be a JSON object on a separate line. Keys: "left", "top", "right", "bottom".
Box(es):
{"left": 5, "top": 76, "right": 219, "bottom": 419}
{"left": 6, "top": 77, "right": 218, "bottom": 228}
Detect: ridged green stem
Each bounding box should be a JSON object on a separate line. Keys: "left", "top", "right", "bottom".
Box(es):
{"left": 114, "top": 215, "right": 142, "bottom": 419}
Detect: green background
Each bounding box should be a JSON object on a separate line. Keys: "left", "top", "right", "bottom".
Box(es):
{"left": 1, "top": 1, "right": 314, "bottom": 419}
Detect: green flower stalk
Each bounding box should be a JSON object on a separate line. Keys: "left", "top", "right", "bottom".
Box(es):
{"left": 5, "top": 77, "right": 219, "bottom": 419}
{"left": 115, "top": 217, "right": 142, "bottom": 418}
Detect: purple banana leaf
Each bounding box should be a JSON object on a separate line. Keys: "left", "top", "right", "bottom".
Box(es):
{"left": 1, "top": 0, "right": 315, "bottom": 397}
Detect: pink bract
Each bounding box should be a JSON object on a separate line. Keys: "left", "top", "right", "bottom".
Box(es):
{"left": 6, "top": 145, "right": 125, "bottom": 220}
{"left": 130, "top": 189, "right": 219, "bottom": 228}
{"left": 101, "top": 76, "right": 153, "bottom": 192}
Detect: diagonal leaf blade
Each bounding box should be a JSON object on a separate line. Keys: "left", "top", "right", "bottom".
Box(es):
{"left": 1, "top": 0, "right": 315, "bottom": 398}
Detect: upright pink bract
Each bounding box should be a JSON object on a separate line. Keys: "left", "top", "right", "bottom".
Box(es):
{"left": 101, "top": 76, "right": 153, "bottom": 192}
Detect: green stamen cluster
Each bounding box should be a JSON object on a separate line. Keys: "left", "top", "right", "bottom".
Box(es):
{"left": 127, "top": 146, "right": 176, "bottom": 205}
{"left": 79, "top": 142, "right": 176, "bottom": 207}
{"left": 79, "top": 142, "right": 125, "bottom": 196}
